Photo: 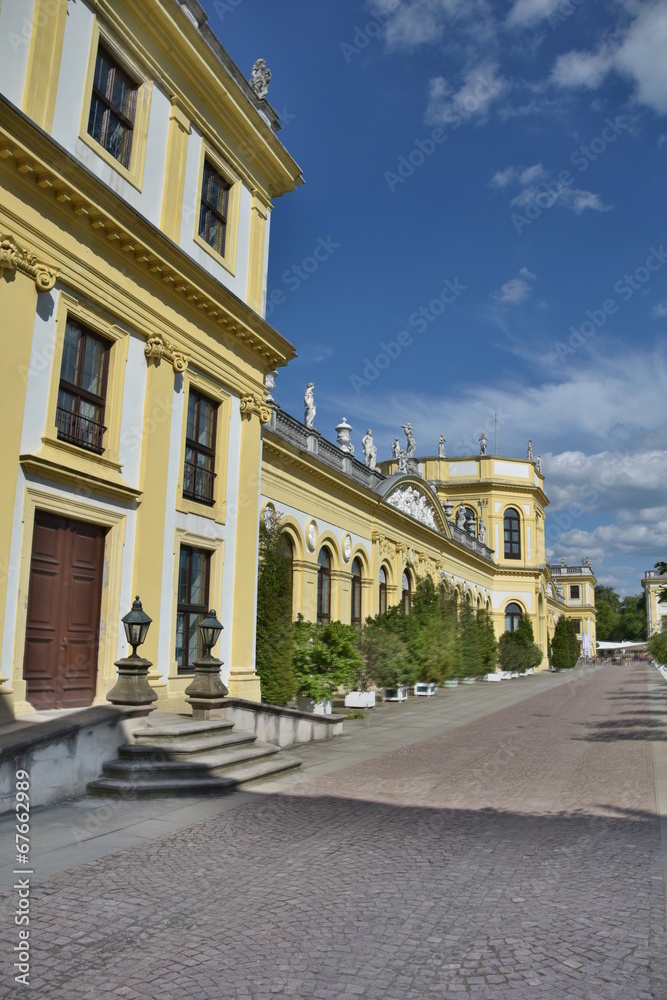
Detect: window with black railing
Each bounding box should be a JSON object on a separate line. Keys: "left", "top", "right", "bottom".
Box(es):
{"left": 56, "top": 319, "right": 109, "bottom": 454}
{"left": 184, "top": 390, "right": 217, "bottom": 505}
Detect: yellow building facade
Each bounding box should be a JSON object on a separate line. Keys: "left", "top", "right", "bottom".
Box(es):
{"left": 262, "top": 422, "right": 596, "bottom": 669}
{"left": 0, "top": 0, "right": 301, "bottom": 715}
{"left": 0, "top": 0, "right": 595, "bottom": 720}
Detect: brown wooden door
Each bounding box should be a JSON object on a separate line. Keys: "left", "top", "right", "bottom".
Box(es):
{"left": 23, "top": 512, "right": 106, "bottom": 710}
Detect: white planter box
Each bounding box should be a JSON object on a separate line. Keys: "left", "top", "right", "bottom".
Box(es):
{"left": 344, "top": 691, "right": 376, "bottom": 709}
{"left": 443, "top": 679, "right": 459, "bottom": 688}
{"left": 296, "top": 697, "right": 332, "bottom": 716}
{"left": 414, "top": 682, "right": 436, "bottom": 697}
{"left": 461, "top": 677, "right": 476, "bottom": 685}
{"left": 487, "top": 673, "right": 502, "bottom": 682}
{"left": 525, "top": 668, "right": 535, "bottom": 675}
{"left": 383, "top": 686, "right": 408, "bottom": 702}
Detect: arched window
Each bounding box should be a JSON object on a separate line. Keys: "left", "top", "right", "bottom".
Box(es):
{"left": 505, "top": 602, "right": 522, "bottom": 632}
{"left": 504, "top": 507, "right": 521, "bottom": 559}
{"left": 402, "top": 570, "right": 412, "bottom": 614}
{"left": 379, "top": 567, "right": 387, "bottom": 616}
{"left": 351, "top": 558, "right": 362, "bottom": 625}
{"left": 317, "top": 548, "right": 331, "bottom": 623}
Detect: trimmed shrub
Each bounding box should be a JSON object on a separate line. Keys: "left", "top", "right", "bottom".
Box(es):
{"left": 292, "top": 617, "right": 363, "bottom": 701}
{"left": 255, "top": 518, "right": 297, "bottom": 704}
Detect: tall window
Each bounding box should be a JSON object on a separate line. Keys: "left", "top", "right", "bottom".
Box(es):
{"left": 183, "top": 390, "right": 217, "bottom": 504}
{"left": 317, "top": 548, "right": 331, "bottom": 623}
{"left": 402, "top": 570, "right": 412, "bottom": 614}
{"left": 87, "top": 46, "right": 137, "bottom": 168}
{"left": 504, "top": 508, "right": 521, "bottom": 559}
{"left": 199, "top": 161, "right": 231, "bottom": 257}
{"left": 176, "top": 546, "right": 210, "bottom": 671}
{"left": 505, "top": 602, "right": 522, "bottom": 632}
{"left": 571, "top": 618, "right": 581, "bottom": 634}
{"left": 56, "top": 319, "right": 109, "bottom": 453}
{"left": 379, "top": 567, "right": 387, "bottom": 616}
{"left": 351, "top": 558, "right": 362, "bottom": 626}
{"left": 570, "top": 585, "right": 580, "bottom": 599}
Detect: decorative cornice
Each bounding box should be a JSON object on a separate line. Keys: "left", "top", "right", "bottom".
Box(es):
{"left": 0, "top": 112, "right": 296, "bottom": 369}
{"left": 144, "top": 334, "right": 188, "bottom": 372}
{"left": 240, "top": 393, "right": 272, "bottom": 424}
{"left": 0, "top": 234, "right": 57, "bottom": 291}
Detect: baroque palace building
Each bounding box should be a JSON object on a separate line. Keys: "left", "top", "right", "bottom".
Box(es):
{"left": 0, "top": 0, "right": 594, "bottom": 719}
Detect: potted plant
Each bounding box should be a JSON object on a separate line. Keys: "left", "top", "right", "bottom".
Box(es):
{"left": 359, "top": 623, "right": 415, "bottom": 702}
{"left": 345, "top": 660, "right": 376, "bottom": 709}
{"left": 293, "top": 617, "right": 362, "bottom": 714}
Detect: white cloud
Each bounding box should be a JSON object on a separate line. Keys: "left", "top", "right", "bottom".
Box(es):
{"left": 551, "top": 48, "right": 615, "bottom": 90}
{"left": 370, "top": 0, "right": 495, "bottom": 49}
{"left": 519, "top": 164, "right": 545, "bottom": 185}
{"left": 490, "top": 166, "right": 517, "bottom": 188}
{"left": 652, "top": 300, "right": 667, "bottom": 318}
{"left": 615, "top": 2, "right": 667, "bottom": 114}
{"left": 506, "top": 0, "right": 559, "bottom": 28}
{"left": 425, "top": 64, "right": 509, "bottom": 126}
{"left": 550, "top": 4, "right": 667, "bottom": 115}
{"left": 496, "top": 277, "right": 532, "bottom": 304}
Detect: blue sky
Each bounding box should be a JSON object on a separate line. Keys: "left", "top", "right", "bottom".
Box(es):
{"left": 201, "top": 0, "right": 667, "bottom": 596}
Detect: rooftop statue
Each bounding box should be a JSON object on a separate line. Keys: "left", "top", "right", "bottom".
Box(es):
{"left": 438, "top": 434, "right": 446, "bottom": 458}
{"left": 304, "top": 382, "right": 316, "bottom": 428}
{"left": 249, "top": 59, "right": 271, "bottom": 99}
{"left": 402, "top": 422, "right": 416, "bottom": 457}
{"left": 479, "top": 432, "right": 487, "bottom": 456}
{"left": 362, "top": 428, "right": 377, "bottom": 470}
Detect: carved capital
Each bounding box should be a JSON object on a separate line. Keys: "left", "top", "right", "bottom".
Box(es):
{"left": 144, "top": 334, "right": 188, "bottom": 372}
{"left": 0, "top": 234, "right": 57, "bottom": 291}
{"left": 240, "top": 393, "right": 272, "bottom": 423}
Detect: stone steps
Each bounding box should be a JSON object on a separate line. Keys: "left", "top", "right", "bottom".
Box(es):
{"left": 87, "top": 715, "right": 302, "bottom": 798}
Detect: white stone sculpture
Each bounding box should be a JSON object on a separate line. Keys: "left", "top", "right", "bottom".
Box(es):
{"left": 438, "top": 434, "right": 446, "bottom": 458}
{"left": 527, "top": 439, "right": 533, "bottom": 461}
{"left": 478, "top": 519, "right": 486, "bottom": 544}
{"left": 386, "top": 486, "right": 437, "bottom": 530}
{"left": 264, "top": 370, "right": 277, "bottom": 403}
{"left": 479, "top": 433, "right": 487, "bottom": 456}
{"left": 249, "top": 59, "right": 271, "bottom": 99}
{"left": 391, "top": 437, "right": 400, "bottom": 460}
{"left": 336, "top": 417, "right": 354, "bottom": 453}
{"left": 304, "top": 382, "right": 316, "bottom": 428}
{"left": 307, "top": 521, "right": 317, "bottom": 551}
{"left": 397, "top": 449, "right": 408, "bottom": 474}
{"left": 536, "top": 454, "right": 543, "bottom": 474}
{"left": 402, "top": 422, "right": 416, "bottom": 457}
{"left": 456, "top": 504, "right": 467, "bottom": 529}
{"left": 343, "top": 534, "right": 352, "bottom": 562}
{"left": 362, "top": 428, "right": 377, "bottom": 469}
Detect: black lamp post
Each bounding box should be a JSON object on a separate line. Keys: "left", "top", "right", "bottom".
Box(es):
{"left": 106, "top": 596, "right": 158, "bottom": 707}
{"left": 184, "top": 609, "right": 229, "bottom": 718}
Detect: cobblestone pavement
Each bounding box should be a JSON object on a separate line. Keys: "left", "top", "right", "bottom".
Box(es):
{"left": 3, "top": 661, "right": 667, "bottom": 998}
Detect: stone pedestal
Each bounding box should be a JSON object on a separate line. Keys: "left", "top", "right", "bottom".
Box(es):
{"left": 107, "top": 655, "right": 158, "bottom": 707}
{"left": 184, "top": 655, "right": 229, "bottom": 720}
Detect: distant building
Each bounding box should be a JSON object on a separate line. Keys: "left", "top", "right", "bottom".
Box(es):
{"left": 642, "top": 569, "right": 667, "bottom": 636}
{"left": 549, "top": 559, "right": 597, "bottom": 657}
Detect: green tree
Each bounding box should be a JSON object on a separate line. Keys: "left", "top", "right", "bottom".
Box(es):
{"left": 255, "top": 518, "right": 297, "bottom": 705}
{"left": 476, "top": 608, "right": 498, "bottom": 675}
{"left": 649, "top": 623, "right": 667, "bottom": 665}
{"left": 595, "top": 585, "right": 647, "bottom": 642}
{"left": 567, "top": 618, "right": 579, "bottom": 667}
{"left": 498, "top": 614, "right": 542, "bottom": 673}
{"left": 292, "top": 617, "right": 363, "bottom": 701}
{"left": 551, "top": 616, "right": 573, "bottom": 669}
